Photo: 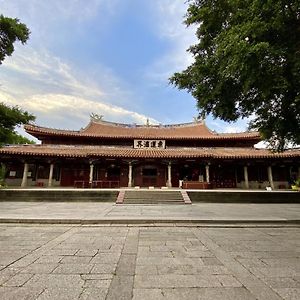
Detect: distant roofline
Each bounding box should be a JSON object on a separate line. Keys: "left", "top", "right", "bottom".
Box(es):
{"left": 24, "top": 118, "right": 261, "bottom": 141}
{"left": 1, "top": 144, "right": 300, "bottom": 159}
{"left": 87, "top": 118, "right": 207, "bottom": 128}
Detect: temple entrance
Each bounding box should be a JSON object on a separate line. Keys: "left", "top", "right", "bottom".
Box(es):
{"left": 178, "top": 165, "right": 203, "bottom": 182}
{"left": 141, "top": 166, "right": 157, "bottom": 187}
{"left": 133, "top": 164, "right": 166, "bottom": 187}
{"left": 61, "top": 165, "right": 89, "bottom": 187}
{"left": 211, "top": 164, "right": 237, "bottom": 188}
{"left": 106, "top": 165, "right": 120, "bottom": 182}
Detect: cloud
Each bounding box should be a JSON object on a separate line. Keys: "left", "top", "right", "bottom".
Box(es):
{"left": 145, "top": 0, "right": 197, "bottom": 82}
{"left": 1, "top": 47, "right": 104, "bottom": 99}
{"left": 2, "top": 93, "right": 159, "bottom": 129}
{"left": 0, "top": 47, "right": 159, "bottom": 130}
{"left": 0, "top": 0, "right": 120, "bottom": 29}
{"left": 223, "top": 125, "right": 244, "bottom": 133}
{"left": 37, "top": 0, "right": 119, "bottom": 22}
{"left": 207, "top": 118, "right": 249, "bottom": 133}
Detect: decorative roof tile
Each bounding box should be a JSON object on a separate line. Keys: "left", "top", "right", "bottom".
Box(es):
{"left": 24, "top": 120, "right": 261, "bottom": 141}
{"left": 1, "top": 145, "right": 299, "bottom": 159}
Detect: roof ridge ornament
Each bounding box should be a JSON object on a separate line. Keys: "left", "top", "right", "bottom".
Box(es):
{"left": 90, "top": 113, "right": 104, "bottom": 121}
{"left": 193, "top": 115, "right": 205, "bottom": 123}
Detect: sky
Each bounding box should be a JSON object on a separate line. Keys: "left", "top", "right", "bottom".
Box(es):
{"left": 0, "top": 0, "right": 251, "bottom": 140}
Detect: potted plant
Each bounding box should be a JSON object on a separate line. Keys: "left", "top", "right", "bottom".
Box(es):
{"left": 291, "top": 178, "right": 300, "bottom": 191}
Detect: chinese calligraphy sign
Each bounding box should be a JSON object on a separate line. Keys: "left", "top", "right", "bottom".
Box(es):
{"left": 134, "top": 140, "right": 166, "bottom": 149}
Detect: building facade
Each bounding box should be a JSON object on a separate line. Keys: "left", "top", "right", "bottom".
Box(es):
{"left": 0, "top": 118, "right": 299, "bottom": 189}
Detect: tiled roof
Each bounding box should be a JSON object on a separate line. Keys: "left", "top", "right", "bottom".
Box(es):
{"left": 24, "top": 120, "right": 261, "bottom": 141}
{"left": 1, "top": 145, "right": 299, "bottom": 159}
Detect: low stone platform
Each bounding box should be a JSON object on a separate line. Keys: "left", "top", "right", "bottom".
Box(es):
{"left": 0, "top": 202, "right": 299, "bottom": 225}
{"left": 188, "top": 190, "right": 300, "bottom": 203}
{"left": 0, "top": 189, "right": 118, "bottom": 202}
{"left": 0, "top": 188, "right": 299, "bottom": 204}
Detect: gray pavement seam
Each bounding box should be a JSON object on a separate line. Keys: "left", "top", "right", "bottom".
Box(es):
{"left": 1, "top": 219, "right": 300, "bottom": 226}
{"left": 192, "top": 228, "right": 284, "bottom": 300}
{"left": 0, "top": 225, "right": 299, "bottom": 299}
{"left": 0, "top": 226, "right": 78, "bottom": 274}
{"left": 106, "top": 228, "right": 139, "bottom": 300}
{"left": 246, "top": 227, "right": 300, "bottom": 251}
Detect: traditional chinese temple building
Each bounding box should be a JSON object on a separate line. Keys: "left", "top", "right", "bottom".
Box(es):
{"left": 0, "top": 118, "right": 299, "bottom": 189}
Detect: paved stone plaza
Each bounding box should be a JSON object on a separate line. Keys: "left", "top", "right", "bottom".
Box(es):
{"left": 0, "top": 202, "right": 299, "bottom": 223}
{"left": 0, "top": 224, "right": 299, "bottom": 299}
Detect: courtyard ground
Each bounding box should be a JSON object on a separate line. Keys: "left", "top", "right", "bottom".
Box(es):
{"left": 0, "top": 202, "right": 299, "bottom": 224}
{"left": 0, "top": 225, "right": 299, "bottom": 299}
{"left": 0, "top": 202, "right": 299, "bottom": 299}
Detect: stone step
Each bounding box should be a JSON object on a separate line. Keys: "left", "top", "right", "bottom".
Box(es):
{"left": 122, "top": 190, "right": 186, "bottom": 204}
{"left": 124, "top": 198, "right": 184, "bottom": 202}
{"left": 181, "top": 190, "right": 192, "bottom": 204}
{"left": 124, "top": 196, "right": 183, "bottom": 200}
{"left": 124, "top": 201, "right": 186, "bottom": 205}
{"left": 124, "top": 195, "right": 183, "bottom": 198}
{"left": 126, "top": 190, "right": 180, "bottom": 195}
{"left": 116, "top": 190, "right": 125, "bottom": 204}
{"left": 124, "top": 192, "right": 182, "bottom": 197}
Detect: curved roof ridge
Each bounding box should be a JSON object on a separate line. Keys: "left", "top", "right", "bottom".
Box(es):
{"left": 81, "top": 119, "right": 216, "bottom": 137}
{"left": 216, "top": 130, "right": 260, "bottom": 136}
{"left": 24, "top": 120, "right": 261, "bottom": 141}
{"left": 88, "top": 118, "right": 207, "bottom": 128}
{"left": 25, "top": 123, "right": 80, "bottom": 133}
{"left": 90, "top": 119, "right": 137, "bottom": 128}
{"left": 158, "top": 120, "right": 206, "bottom": 128}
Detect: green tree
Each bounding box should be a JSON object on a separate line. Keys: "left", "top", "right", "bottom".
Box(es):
{"left": 0, "top": 15, "right": 34, "bottom": 145}
{"left": 170, "top": 0, "right": 300, "bottom": 151}
{"left": 0, "top": 14, "right": 30, "bottom": 64}
{"left": 0, "top": 163, "right": 6, "bottom": 187}
{"left": 6, "top": 132, "right": 35, "bottom": 144}
{"left": 0, "top": 103, "right": 35, "bottom": 145}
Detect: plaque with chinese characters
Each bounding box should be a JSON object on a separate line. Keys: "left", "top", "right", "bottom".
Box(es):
{"left": 133, "top": 139, "right": 165, "bottom": 149}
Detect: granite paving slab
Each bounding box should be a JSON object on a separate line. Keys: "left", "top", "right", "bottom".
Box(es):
{"left": 0, "top": 225, "right": 299, "bottom": 299}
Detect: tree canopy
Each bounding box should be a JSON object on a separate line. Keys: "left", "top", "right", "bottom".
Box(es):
{"left": 170, "top": 0, "right": 300, "bottom": 151}
{"left": 0, "top": 103, "right": 35, "bottom": 145}
{"left": 0, "top": 15, "right": 34, "bottom": 145}
{"left": 0, "top": 14, "right": 30, "bottom": 64}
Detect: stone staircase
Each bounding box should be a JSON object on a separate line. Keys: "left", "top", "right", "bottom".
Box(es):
{"left": 118, "top": 190, "right": 191, "bottom": 205}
